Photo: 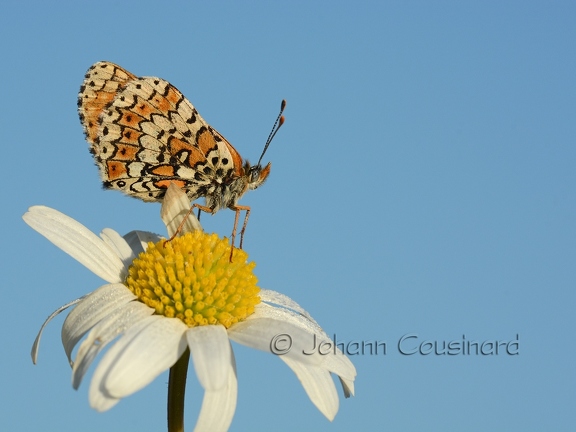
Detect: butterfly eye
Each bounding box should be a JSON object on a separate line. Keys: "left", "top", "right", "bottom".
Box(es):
{"left": 249, "top": 166, "right": 261, "bottom": 183}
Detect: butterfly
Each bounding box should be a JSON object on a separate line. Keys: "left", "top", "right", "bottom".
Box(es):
{"left": 78, "top": 61, "right": 285, "bottom": 252}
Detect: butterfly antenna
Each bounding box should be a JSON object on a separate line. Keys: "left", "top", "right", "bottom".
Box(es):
{"left": 257, "top": 99, "right": 286, "bottom": 166}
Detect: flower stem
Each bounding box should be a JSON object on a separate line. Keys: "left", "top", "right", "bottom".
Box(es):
{"left": 167, "top": 348, "right": 190, "bottom": 432}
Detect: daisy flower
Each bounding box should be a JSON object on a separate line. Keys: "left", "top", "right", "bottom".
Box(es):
{"left": 23, "top": 184, "right": 356, "bottom": 431}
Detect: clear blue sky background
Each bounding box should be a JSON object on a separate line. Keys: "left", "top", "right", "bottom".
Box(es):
{"left": 2, "top": 2, "right": 575, "bottom": 431}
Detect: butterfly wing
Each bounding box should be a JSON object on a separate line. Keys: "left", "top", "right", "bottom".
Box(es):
{"left": 78, "top": 62, "right": 241, "bottom": 203}
{"left": 78, "top": 61, "right": 137, "bottom": 145}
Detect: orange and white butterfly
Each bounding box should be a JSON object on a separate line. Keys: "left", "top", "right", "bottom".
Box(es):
{"left": 78, "top": 61, "right": 285, "bottom": 250}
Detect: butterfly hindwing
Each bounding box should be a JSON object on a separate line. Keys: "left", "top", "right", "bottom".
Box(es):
{"left": 79, "top": 63, "right": 237, "bottom": 202}
{"left": 78, "top": 61, "right": 137, "bottom": 146}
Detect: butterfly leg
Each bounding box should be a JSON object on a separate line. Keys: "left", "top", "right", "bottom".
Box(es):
{"left": 225, "top": 205, "right": 249, "bottom": 261}
{"left": 238, "top": 205, "right": 251, "bottom": 250}
{"left": 165, "top": 203, "right": 213, "bottom": 243}
{"left": 193, "top": 203, "right": 214, "bottom": 216}
{"left": 230, "top": 204, "right": 251, "bottom": 248}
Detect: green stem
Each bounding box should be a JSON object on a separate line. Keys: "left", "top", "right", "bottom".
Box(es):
{"left": 167, "top": 348, "right": 190, "bottom": 432}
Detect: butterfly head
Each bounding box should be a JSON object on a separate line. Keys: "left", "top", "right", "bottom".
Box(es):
{"left": 243, "top": 161, "right": 270, "bottom": 191}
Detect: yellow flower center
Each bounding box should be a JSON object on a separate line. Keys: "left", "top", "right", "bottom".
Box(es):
{"left": 125, "top": 231, "right": 260, "bottom": 328}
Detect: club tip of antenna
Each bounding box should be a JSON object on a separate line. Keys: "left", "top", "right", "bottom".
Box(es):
{"left": 281, "top": 99, "right": 287, "bottom": 111}
{"left": 279, "top": 115, "right": 285, "bottom": 127}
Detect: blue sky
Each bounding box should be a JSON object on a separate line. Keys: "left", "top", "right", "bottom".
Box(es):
{"left": 2, "top": 1, "right": 575, "bottom": 431}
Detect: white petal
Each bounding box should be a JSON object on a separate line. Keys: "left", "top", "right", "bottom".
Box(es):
{"left": 321, "top": 347, "right": 357, "bottom": 382}
{"left": 123, "top": 230, "right": 162, "bottom": 255}
{"left": 252, "top": 302, "right": 327, "bottom": 337}
{"left": 186, "top": 325, "right": 231, "bottom": 391}
{"left": 228, "top": 316, "right": 323, "bottom": 367}
{"left": 100, "top": 228, "right": 136, "bottom": 269}
{"left": 31, "top": 296, "right": 87, "bottom": 364}
{"left": 193, "top": 350, "right": 237, "bottom": 432}
{"left": 160, "top": 183, "right": 202, "bottom": 237}
{"left": 259, "top": 289, "right": 318, "bottom": 324}
{"left": 89, "top": 316, "right": 188, "bottom": 411}
{"left": 254, "top": 305, "right": 356, "bottom": 383}
{"left": 23, "top": 206, "right": 125, "bottom": 283}
{"left": 339, "top": 376, "right": 355, "bottom": 398}
{"left": 72, "top": 301, "right": 154, "bottom": 389}
{"left": 281, "top": 356, "right": 339, "bottom": 421}
{"left": 62, "top": 283, "right": 136, "bottom": 364}
{"left": 89, "top": 386, "right": 120, "bottom": 412}
{"left": 231, "top": 304, "right": 357, "bottom": 381}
